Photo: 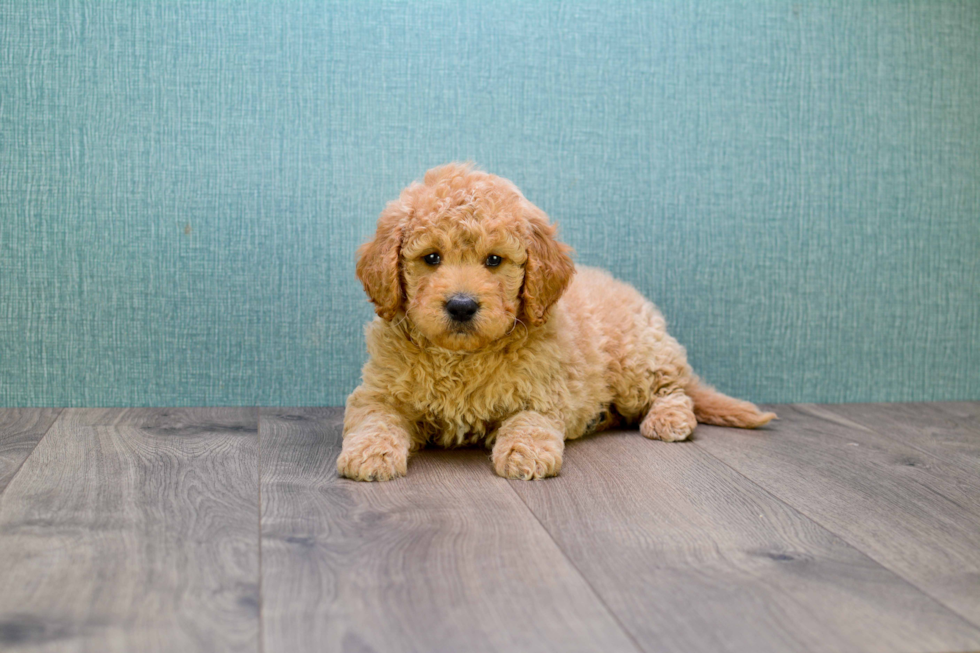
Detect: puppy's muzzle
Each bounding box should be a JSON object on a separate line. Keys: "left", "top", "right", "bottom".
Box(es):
{"left": 445, "top": 294, "right": 480, "bottom": 323}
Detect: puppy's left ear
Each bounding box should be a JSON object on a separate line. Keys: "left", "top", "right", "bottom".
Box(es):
{"left": 521, "top": 203, "right": 575, "bottom": 326}
{"left": 356, "top": 200, "right": 406, "bottom": 320}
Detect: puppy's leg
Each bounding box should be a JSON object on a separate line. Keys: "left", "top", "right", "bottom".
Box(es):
{"left": 337, "top": 393, "right": 413, "bottom": 482}
{"left": 492, "top": 411, "right": 564, "bottom": 480}
{"left": 640, "top": 392, "right": 697, "bottom": 442}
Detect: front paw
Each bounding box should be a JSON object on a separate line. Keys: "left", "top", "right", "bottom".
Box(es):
{"left": 492, "top": 430, "right": 563, "bottom": 480}
{"left": 336, "top": 434, "right": 408, "bottom": 482}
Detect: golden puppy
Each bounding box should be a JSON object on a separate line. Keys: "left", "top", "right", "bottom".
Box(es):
{"left": 338, "top": 163, "right": 774, "bottom": 481}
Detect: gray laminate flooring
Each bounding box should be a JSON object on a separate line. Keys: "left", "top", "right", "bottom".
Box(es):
{"left": 0, "top": 403, "right": 978, "bottom": 653}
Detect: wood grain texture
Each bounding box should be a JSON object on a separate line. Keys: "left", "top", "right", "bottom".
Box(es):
{"left": 695, "top": 404, "right": 980, "bottom": 629}
{"left": 0, "top": 408, "right": 260, "bottom": 653}
{"left": 259, "top": 407, "right": 639, "bottom": 653}
{"left": 511, "top": 429, "right": 980, "bottom": 653}
{"left": 826, "top": 401, "right": 980, "bottom": 474}
{"left": 0, "top": 409, "right": 61, "bottom": 495}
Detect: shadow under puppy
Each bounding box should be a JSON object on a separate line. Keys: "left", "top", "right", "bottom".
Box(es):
{"left": 339, "top": 163, "right": 775, "bottom": 481}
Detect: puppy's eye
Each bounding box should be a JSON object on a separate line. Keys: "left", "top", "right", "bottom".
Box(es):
{"left": 423, "top": 253, "right": 441, "bottom": 266}
{"left": 485, "top": 254, "right": 502, "bottom": 268}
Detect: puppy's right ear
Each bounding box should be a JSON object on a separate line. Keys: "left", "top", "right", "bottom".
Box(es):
{"left": 356, "top": 200, "right": 406, "bottom": 320}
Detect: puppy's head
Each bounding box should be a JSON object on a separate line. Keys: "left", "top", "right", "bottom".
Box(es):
{"left": 356, "top": 163, "right": 574, "bottom": 351}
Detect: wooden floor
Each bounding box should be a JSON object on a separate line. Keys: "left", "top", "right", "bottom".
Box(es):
{"left": 0, "top": 404, "right": 978, "bottom": 653}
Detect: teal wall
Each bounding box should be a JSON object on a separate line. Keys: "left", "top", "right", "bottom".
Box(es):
{"left": 1, "top": 1, "right": 978, "bottom": 407}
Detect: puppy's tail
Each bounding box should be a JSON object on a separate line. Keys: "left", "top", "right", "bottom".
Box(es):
{"left": 686, "top": 380, "right": 776, "bottom": 428}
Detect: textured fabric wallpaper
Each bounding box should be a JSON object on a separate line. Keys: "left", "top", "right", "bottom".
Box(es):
{"left": 1, "top": 1, "right": 978, "bottom": 407}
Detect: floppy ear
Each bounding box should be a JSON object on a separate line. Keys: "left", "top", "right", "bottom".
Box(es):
{"left": 356, "top": 200, "right": 406, "bottom": 320}
{"left": 521, "top": 204, "right": 575, "bottom": 326}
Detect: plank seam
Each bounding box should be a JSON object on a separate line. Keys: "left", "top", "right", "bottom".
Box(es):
{"left": 0, "top": 408, "right": 64, "bottom": 502}
{"left": 787, "top": 404, "right": 980, "bottom": 519}
{"left": 505, "top": 480, "right": 646, "bottom": 653}
{"left": 819, "top": 403, "right": 980, "bottom": 477}
{"left": 693, "top": 433, "right": 980, "bottom": 634}
{"left": 258, "top": 407, "right": 266, "bottom": 653}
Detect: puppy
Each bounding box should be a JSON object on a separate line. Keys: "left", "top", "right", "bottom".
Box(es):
{"left": 338, "top": 163, "right": 774, "bottom": 481}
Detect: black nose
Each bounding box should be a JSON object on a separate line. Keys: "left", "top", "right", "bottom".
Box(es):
{"left": 445, "top": 295, "right": 480, "bottom": 322}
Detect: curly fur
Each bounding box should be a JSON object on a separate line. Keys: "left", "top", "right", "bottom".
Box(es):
{"left": 339, "top": 163, "right": 775, "bottom": 481}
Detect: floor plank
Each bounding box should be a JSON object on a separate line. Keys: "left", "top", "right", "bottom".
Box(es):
{"left": 0, "top": 409, "right": 62, "bottom": 495}
{"left": 695, "top": 404, "right": 980, "bottom": 629}
{"left": 510, "top": 429, "right": 980, "bottom": 653}
{"left": 939, "top": 401, "right": 980, "bottom": 423}
{"left": 259, "top": 408, "right": 639, "bottom": 653}
{"left": 826, "top": 401, "right": 980, "bottom": 474}
{"left": 0, "top": 408, "right": 260, "bottom": 653}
